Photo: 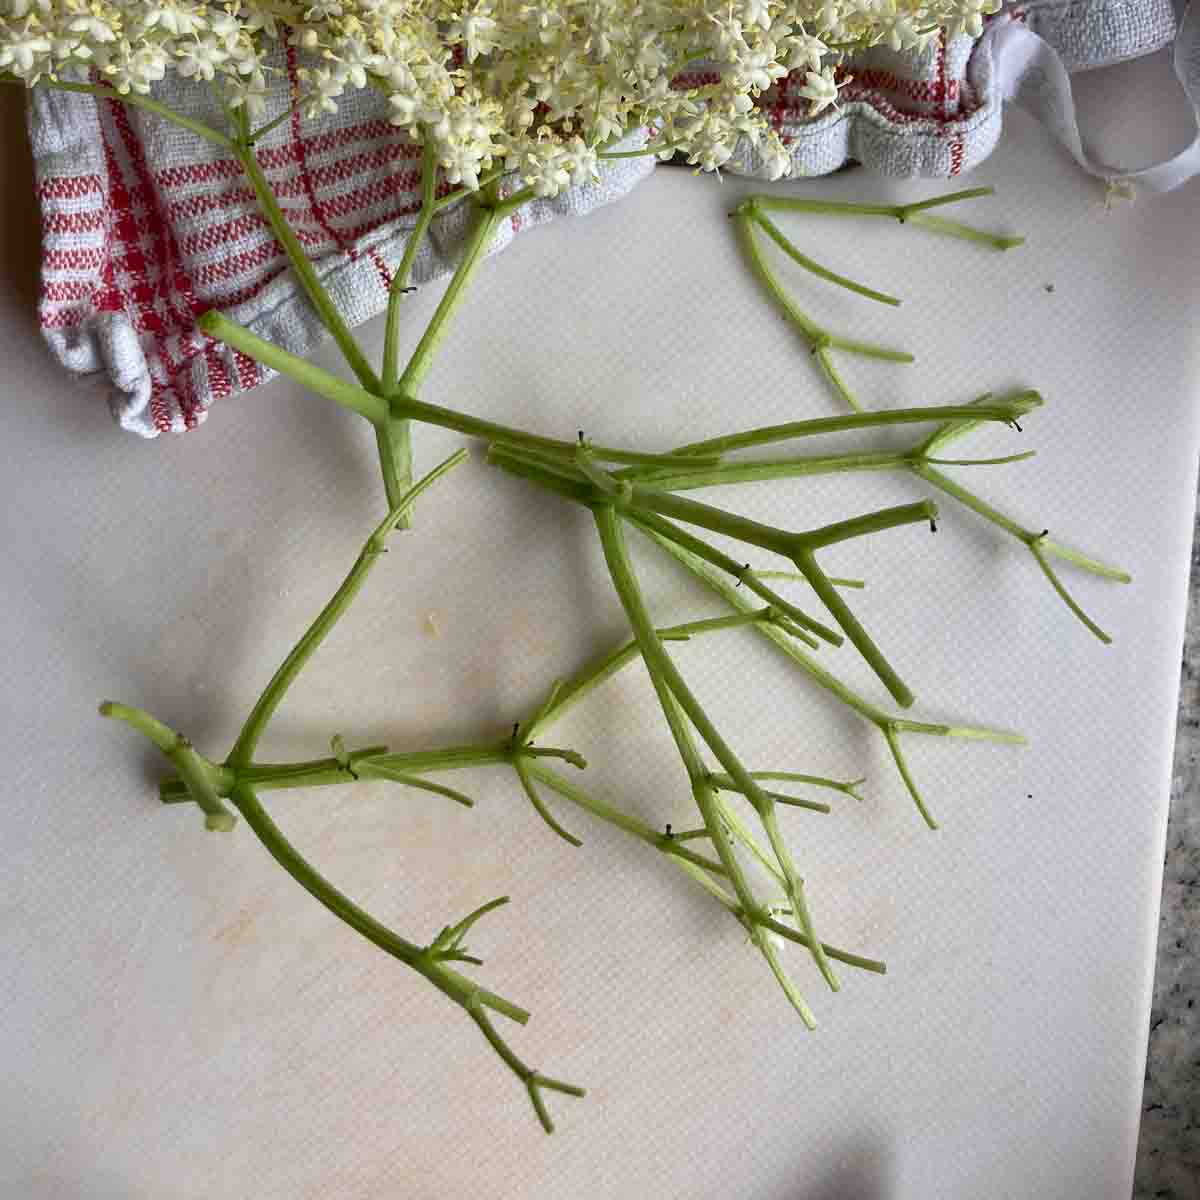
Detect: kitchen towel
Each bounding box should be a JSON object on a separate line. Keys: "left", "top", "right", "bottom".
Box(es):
{"left": 25, "top": 0, "right": 1190, "bottom": 436}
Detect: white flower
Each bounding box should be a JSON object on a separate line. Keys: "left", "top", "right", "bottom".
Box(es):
{"left": 175, "top": 34, "right": 228, "bottom": 82}
{"left": 225, "top": 69, "right": 269, "bottom": 119}
{"left": 1, "top": 0, "right": 995, "bottom": 196}
{"left": 140, "top": 3, "right": 205, "bottom": 39}
{"left": 946, "top": 0, "right": 1001, "bottom": 40}
{"left": 561, "top": 135, "right": 598, "bottom": 187}
{"left": 0, "top": 20, "right": 51, "bottom": 78}
{"left": 784, "top": 30, "right": 828, "bottom": 73}
{"left": 759, "top": 133, "right": 791, "bottom": 181}
{"left": 102, "top": 39, "right": 168, "bottom": 94}
{"left": 299, "top": 65, "right": 344, "bottom": 117}
{"left": 68, "top": 14, "right": 117, "bottom": 44}
{"left": 326, "top": 37, "right": 383, "bottom": 88}
{"left": 448, "top": 5, "right": 498, "bottom": 64}
{"left": 740, "top": 0, "right": 773, "bottom": 31}
{"left": 797, "top": 66, "right": 840, "bottom": 116}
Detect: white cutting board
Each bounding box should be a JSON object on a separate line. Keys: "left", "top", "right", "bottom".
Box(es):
{"left": 2, "top": 56, "right": 1198, "bottom": 1200}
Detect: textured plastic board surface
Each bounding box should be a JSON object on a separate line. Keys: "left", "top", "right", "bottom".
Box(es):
{"left": 2, "top": 77, "right": 1199, "bottom": 1200}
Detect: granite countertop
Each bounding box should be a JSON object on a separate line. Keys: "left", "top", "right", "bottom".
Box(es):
{"left": 1136, "top": 499, "right": 1200, "bottom": 1199}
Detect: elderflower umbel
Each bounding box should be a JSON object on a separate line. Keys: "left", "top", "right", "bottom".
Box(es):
{"left": 1, "top": 1, "right": 1001, "bottom": 196}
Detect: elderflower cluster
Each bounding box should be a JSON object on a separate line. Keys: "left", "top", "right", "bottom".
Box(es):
{"left": 1, "top": 1, "right": 1000, "bottom": 195}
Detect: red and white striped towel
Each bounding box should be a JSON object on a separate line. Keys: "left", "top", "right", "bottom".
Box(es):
{"left": 26, "top": 0, "right": 1180, "bottom": 437}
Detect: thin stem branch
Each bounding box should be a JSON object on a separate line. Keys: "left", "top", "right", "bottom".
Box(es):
{"left": 514, "top": 755, "right": 583, "bottom": 847}
{"left": 200, "top": 312, "right": 714, "bottom": 468}
{"left": 733, "top": 209, "right": 910, "bottom": 411}
{"left": 647, "top": 531, "right": 1024, "bottom": 826}
{"left": 621, "top": 450, "right": 906, "bottom": 492}
{"left": 232, "top": 141, "right": 381, "bottom": 393}
{"left": 396, "top": 200, "right": 503, "bottom": 396}
{"left": 159, "top": 742, "right": 512, "bottom": 802}
{"left": 594, "top": 506, "right": 837, "bottom": 999}
{"left": 376, "top": 138, "right": 441, "bottom": 516}
{"left": 35, "top": 78, "right": 234, "bottom": 148}
{"left": 913, "top": 462, "right": 1129, "bottom": 640}
{"left": 708, "top": 774, "right": 832, "bottom": 814}
{"left": 228, "top": 782, "right": 583, "bottom": 1130}
{"left": 527, "top": 764, "right": 727, "bottom": 876}
{"left": 383, "top": 137, "right": 439, "bottom": 393}
{"left": 749, "top": 209, "right": 901, "bottom": 306}
{"left": 226, "top": 451, "right": 467, "bottom": 767}
{"left": 198, "top": 312, "right": 389, "bottom": 424}
{"left": 524, "top": 611, "right": 789, "bottom": 740}
{"left": 669, "top": 857, "right": 887, "bottom": 975}
{"left": 624, "top": 510, "right": 838, "bottom": 646}
{"left": 672, "top": 398, "right": 1037, "bottom": 458}
{"left": 101, "top": 702, "right": 236, "bottom": 830}
{"left": 353, "top": 761, "right": 477, "bottom": 808}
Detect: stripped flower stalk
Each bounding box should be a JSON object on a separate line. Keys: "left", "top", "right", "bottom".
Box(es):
{"left": 94, "top": 164, "right": 1128, "bottom": 1127}
{"left": 109, "top": 450, "right": 893, "bottom": 1128}
{"left": 732, "top": 187, "right": 1025, "bottom": 412}
{"left": 618, "top": 392, "right": 1131, "bottom": 645}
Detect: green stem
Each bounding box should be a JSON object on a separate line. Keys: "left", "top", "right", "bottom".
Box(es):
{"left": 800, "top": 500, "right": 937, "bottom": 551}
{"left": 902, "top": 211, "right": 1025, "bottom": 250}
{"left": 460, "top": 996, "right": 586, "bottom": 1135}
{"left": 232, "top": 142, "right": 381, "bottom": 393}
{"left": 735, "top": 770, "right": 866, "bottom": 800}
{"left": 159, "top": 742, "right": 513, "bottom": 802}
{"left": 708, "top": 774, "right": 831, "bottom": 814}
{"left": 523, "top": 611, "right": 790, "bottom": 740}
{"left": 373, "top": 419, "right": 414, "bottom": 518}
{"left": 750, "top": 209, "right": 901, "bottom": 306}
{"left": 100, "top": 702, "right": 236, "bottom": 830}
{"left": 493, "top": 186, "right": 538, "bottom": 217}
{"left": 228, "top": 784, "right": 431, "bottom": 958}
{"left": 748, "top": 186, "right": 999, "bottom": 223}
{"left": 199, "top": 312, "right": 717, "bottom": 468}
{"left": 594, "top": 506, "right": 837, "bottom": 1000}
{"left": 248, "top": 100, "right": 303, "bottom": 145}
{"left": 352, "top": 761, "right": 477, "bottom": 808}
{"left": 624, "top": 510, "right": 838, "bottom": 646}
{"left": 671, "top": 399, "right": 1036, "bottom": 458}
{"left": 396, "top": 201, "right": 502, "bottom": 396}
{"left": 375, "top": 138, "right": 441, "bottom": 517}
{"left": 597, "top": 140, "right": 685, "bottom": 159}
{"left": 623, "top": 450, "right": 906, "bottom": 491}
{"left": 647, "top": 532, "right": 1024, "bottom": 824}
{"left": 913, "top": 462, "right": 1127, "bottom": 640}
{"left": 227, "top": 781, "right": 584, "bottom": 1132}
{"left": 712, "top": 792, "right": 788, "bottom": 884}
{"left": 491, "top": 448, "right": 925, "bottom": 705}
{"left": 226, "top": 451, "right": 466, "bottom": 767}
{"left": 389, "top": 403, "right": 718, "bottom": 468}
{"left": 883, "top": 725, "right": 939, "bottom": 830}
{"left": 198, "top": 312, "right": 388, "bottom": 424}
{"left": 36, "top": 79, "right": 233, "bottom": 149}
{"left": 383, "top": 137, "right": 439, "bottom": 392}
{"left": 513, "top": 755, "right": 583, "bottom": 847}
{"left": 629, "top": 486, "right": 929, "bottom": 706}
{"left": 669, "top": 857, "right": 887, "bottom": 976}
{"left": 1028, "top": 539, "right": 1113, "bottom": 644}
{"left": 526, "top": 764, "right": 727, "bottom": 877}
{"left": 815, "top": 346, "right": 863, "bottom": 412}
{"left": 433, "top": 167, "right": 508, "bottom": 213}
{"left": 733, "top": 210, "right": 910, "bottom": 411}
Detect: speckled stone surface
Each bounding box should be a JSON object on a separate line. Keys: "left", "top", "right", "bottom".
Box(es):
{"left": 1134, "top": 497, "right": 1200, "bottom": 1200}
